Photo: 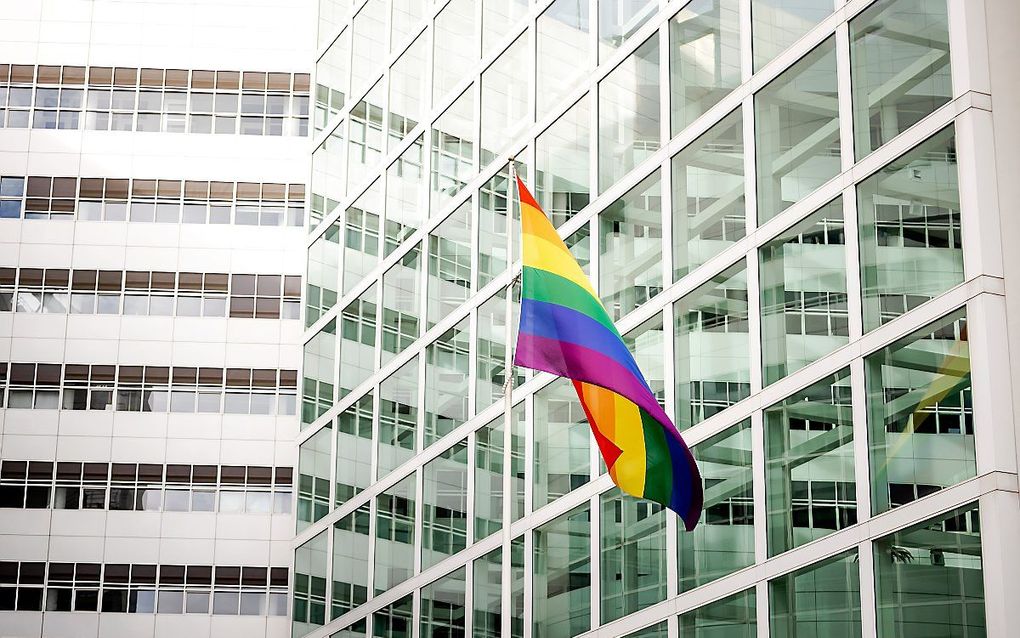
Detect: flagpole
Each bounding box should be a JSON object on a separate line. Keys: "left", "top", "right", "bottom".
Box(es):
{"left": 500, "top": 159, "right": 518, "bottom": 638}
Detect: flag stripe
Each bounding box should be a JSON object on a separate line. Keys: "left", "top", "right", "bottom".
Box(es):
{"left": 514, "top": 176, "right": 702, "bottom": 531}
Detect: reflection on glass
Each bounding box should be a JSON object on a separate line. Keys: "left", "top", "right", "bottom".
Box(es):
{"left": 347, "top": 81, "right": 384, "bottom": 191}
{"left": 336, "top": 393, "right": 373, "bottom": 506}
{"left": 388, "top": 33, "right": 428, "bottom": 148}
{"left": 475, "top": 417, "right": 504, "bottom": 541}
{"left": 672, "top": 108, "right": 745, "bottom": 280}
{"left": 534, "top": 379, "right": 590, "bottom": 509}
{"left": 351, "top": 0, "right": 386, "bottom": 98}
{"left": 537, "top": 0, "right": 591, "bottom": 114}
{"left": 311, "top": 127, "right": 345, "bottom": 231}
{"left": 511, "top": 401, "right": 527, "bottom": 522}
{"left": 755, "top": 37, "right": 840, "bottom": 223}
{"left": 481, "top": 32, "right": 530, "bottom": 170}
{"left": 318, "top": 0, "right": 347, "bottom": 49}
{"left": 381, "top": 244, "right": 422, "bottom": 365}
{"left": 624, "top": 315, "right": 666, "bottom": 404}
{"left": 375, "top": 473, "right": 416, "bottom": 593}
{"left": 306, "top": 221, "right": 338, "bottom": 326}
{"left": 874, "top": 503, "right": 984, "bottom": 638}
{"left": 484, "top": 0, "right": 530, "bottom": 56}
{"left": 601, "top": 488, "right": 666, "bottom": 623}
{"left": 421, "top": 567, "right": 466, "bottom": 638}
{"left": 623, "top": 621, "right": 668, "bottom": 638}
{"left": 331, "top": 619, "right": 367, "bottom": 638}
{"left": 599, "top": 0, "right": 656, "bottom": 62}
{"left": 599, "top": 34, "right": 661, "bottom": 192}
{"left": 315, "top": 29, "right": 348, "bottom": 133}
{"left": 600, "top": 170, "right": 663, "bottom": 320}
{"left": 385, "top": 135, "right": 426, "bottom": 255}
{"left": 769, "top": 552, "right": 862, "bottom": 638}
{"left": 534, "top": 504, "right": 591, "bottom": 638}
{"left": 679, "top": 420, "right": 754, "bottom": 591}
{"left": 536, "top": 95, "right": 591, "bottom": 228}
{"left": 378, "top": 356, "right": 419, "bottom": 478}
{"left": 760, "top": 198, "right": 847, "bottom": 385}
{"left": 374, "top": 594, "right": 412, "bottom": 638}
{"left": 474, "top": 548, "right": 502, "bottom": 637}
{"left": 303, "top": 321, "right": 336, "bottom": 428}
{"left": 339, "top": 283, "right": 377, "bottom": 397}
{"left": 680, "top": 588, "right": 756, "bottom": 636}
{"left": 670, "top": 0, "right": 741, "bottom": 134}
{"left": 866, "top": 309, "right": 973, "bottom": 514}
{"left": 423, "top": 442, "right": 469, "bottom": 569}
{"left": 434, "top": 0, "right": 477, "bottom": 104}
{"left": 851, "top": 0, "right": 951, "bottom": 158}
{"left": 293, "top": 531, "right": 328, "bottom": 637}
{"left": 476, "top": 290, "right": 513, "bottom": 413}
{"left": 390, "top": 0, "right": 423, "bottom": 52}
{"left": 479, "top": 161, "right": 525, "bottom": 287}
{"left": 298, "top": 424, "right": 332, "bottom": 532}
{"left": 766, "top": 370, "right": 855, "bottom": 556}
{"left": 674, "top": 261, "right": 750, "bottom": 430}
{"left": 428, "top": 200, "right": 473, "bottom": 328}
{"left": 342, "top": 179, "right": 382, "bottom": 295}
{"left": 331, "top": 505, "right": 369, "bottom": 620}
{"left": 752, "top": 0, "right": 833, "bottom": 70}
{"left": 432, "top": 87, "right": 476, "bottom": 214}
{"left": 425, "top": 319, "right": 471, "bottom": 445}
{"left": 859, "top": 127, "right": 960, "bottom": 331}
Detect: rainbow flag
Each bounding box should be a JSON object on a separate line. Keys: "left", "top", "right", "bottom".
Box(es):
{"left": 513, "top": 177, "right": 703, "bottom": 531}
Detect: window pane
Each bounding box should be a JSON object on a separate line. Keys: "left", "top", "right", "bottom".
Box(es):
{"left": 343, "top": 179, "right": 382, "bottom": 295}
{"left": 473, "top": 548, "right": 502, "bottom": 638}
{"left": 537, "top": 0, "right": 591, "bottom": 115}
{"left": 599, "top": 0, "right": 655, "bottom": 62}
{"left": 672, "top": 108, "right": 745, "bottom": 280}
{"left": 293, "top": 531, "right": 328, "bottom": 637}
{"left": 339, "top": 284, "right": 377, "bottom": 397}
{"left": 425, "top": 319, "right": 471, "bottom": 445}
{"left": 297, "top": 424, "right": 333, "bottom": 533}
{"left": 874, "top": 503, "right": 984, "bottom": 638}
{"left": 311, "top": 128, "right": 345, "bottom": 232}
{"left": 336, "top": 393, "right": 373, "bottom": 507}
{"left": 389, "top": 33, "right": 427, "bottom": 147}
{"left": 866, "top": 309, "right": 972, "bottom": 514}
{"left": 381, "top": 244, "right": 422, "bottom": 365}
{"left": 760, "top": 198, "right": 847, "bottom": 385}
{"left": 534, "top": 504, "right": 591, "bottom": 638}
{"left": 766, "top": 369, "right": 855, "bottom": 556}
{"left": 474, "top": 417, "right": 504, "bottom": 541}
{"left": 375, "top": 474, "right": 416, "bottom": 593}
{"left": 374, "top": 594, "right": 412, "bottom": 638}
{"left": 755, "top": 37, "right": 840, "bottom": 223}
{"left": 431, "top": 88, "right": 475, "bottom": 214}
{"left": 599, "top": 34, "right": 661, "bottom": 192}
{"left": 536, "top": 95, "right": 591, "bottom": 228}
{"left": 850, "top": 0, "right": 951, "bottom": 158}
{"left": 752, "top": 0, "right": 834, "bottom": 70}
{"left": 347, "top": 82, "right": 384, "bottom": 189}
{"left": 421, "top": 567, "right": 466, "bottom": 638}
{"left": 350, "top": 0, "right": 386, "bottom": 99}
{"left": 674, "top": 260, "right": 750, "bottom": 430}
{"left": 433, "top": 0, "right": 477, "bottom": 104}
{"left": 858, "top": 126, "right": 960, "bottom": 331}
{"left": 315, "top": 28, "right": 348, "bottom": 132}
{"left": 390, "top": 0, "right": 423, "bottom": 52}
{"left": 378, "top": 356, "right": 419, "bottom": 478}
{"left": 427, "top": 201, "right": 472, "bottom": 329}
{"left": 769, "top": 552, "right": 862, "bottom": 638}
{"left": 534, "top": 379, "right": 590, "bottom": 509}
{"left": 331, "top": 505, "right": 370, "bottom": 620}
{"left": 385, "top": 134, "right": 426, "bottom": 255}
{"left": 478, "top": 161, "right": 524, "bottom": 287}
{"left": 670, "top": 0, "right": 741, "bottom": 134}
{"left": 600, "top": 170, "right": 662, "bottom": 321}
{"left": 481, "top": 32, "right": 530, "bottom": 170}
{"left": 679, "top": 588, "right": 756, "bottom": 636}
{"left": 679, "top": 420, "right": 754, "bottom": 591}
{"left": 476, "top": 290, "right": 510, "bottom": 413}
{"left": 306, "top": 222, "right": 340, "bottom": 326}
{"left": 423, "top": 442, "right": 469, "bottom": 570}
{"left": 600, "top": 488, "right": 666, "bottom": 623}
{"left": 302, "top": 320, "right": 336, "bottom": 427}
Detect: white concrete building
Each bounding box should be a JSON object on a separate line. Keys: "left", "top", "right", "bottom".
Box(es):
{"left": 0, "top": 1, "right": 313, "bottom": 636}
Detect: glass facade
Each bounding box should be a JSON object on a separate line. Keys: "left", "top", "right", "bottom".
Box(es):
{"left": 299, "top": 0, "right": 1001, "bottom": 636}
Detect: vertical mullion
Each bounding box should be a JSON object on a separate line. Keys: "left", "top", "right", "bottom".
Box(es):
{"left": 834, "top": 22, "right": 854, "bottom": 172}
{"left": 663, "top": 304, "right": 679, "bottom": 602}
{"left": 750, "top": 409, "right": 767, "bottom": 566}
{"left": 857, "top": 538, "right": 878, "bottom": 638}
{"left": 589, "top": 493, "right": 601, "bottom": 632}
